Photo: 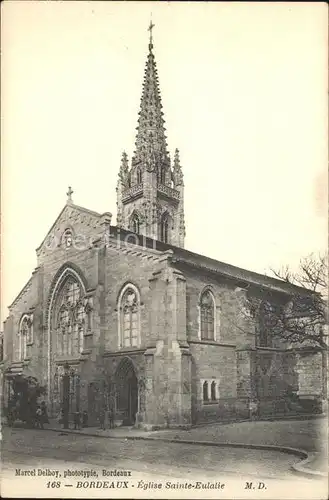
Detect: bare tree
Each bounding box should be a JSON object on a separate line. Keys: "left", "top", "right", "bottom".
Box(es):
{"left": 231, "top": 253, "right": 328, "bottom": 411}
{"left": 270, "top": 252, "right": 328, "bottom": 350}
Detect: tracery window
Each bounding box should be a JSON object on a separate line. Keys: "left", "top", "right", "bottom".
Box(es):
{"left": 55, "top": 279, "right": 86, "bottom": 357}
{"left": 118, "top": 285, "right": 140, "bottom": 348}
{"left": 200, "top": 290, "right": 215, "bottom": 340}
{"left": 159, "top": 214, "right": 169, "bottom": 243}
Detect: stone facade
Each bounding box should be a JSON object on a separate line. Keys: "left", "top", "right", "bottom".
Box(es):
{"left": 2, "top": 218, "right": 324, "bottom": 427}
{"left": 1, "top": 28, "right": 325, "bottom": 428}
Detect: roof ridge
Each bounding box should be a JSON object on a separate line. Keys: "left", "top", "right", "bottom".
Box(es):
{"left": 71, "top": 203, "right": 102, "bottom": 218}
{"left": 8, "top": 276, "right": 33, "bottom": 310}
{"left": 171, "top": 252, "right": 314, "bottom": 296}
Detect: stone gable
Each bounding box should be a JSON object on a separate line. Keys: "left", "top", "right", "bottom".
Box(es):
{"left": 36, "top": 204, "right": 106, "bottom": 265}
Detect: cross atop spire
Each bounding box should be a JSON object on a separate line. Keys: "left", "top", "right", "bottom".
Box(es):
{"left": 66, "top": 186, "right": 73, "bottom": 204}
{"left": 148, "top": 19, "right": 155, "bottom": 50}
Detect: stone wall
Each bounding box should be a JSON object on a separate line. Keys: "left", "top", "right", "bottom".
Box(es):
{"left": 140, "top": 266, "right": 192, "bottom": 429}
{"left": 4, "top": 269, "right": 45, "bottom": 385}
{"left": 103, "top": 240, "right": 168, "bottom": 352}
{"left": 179, "top": 266, "right": 257, "bottom": 423}
{"left": 2, "top": 212, "right": 325, "bottom": 426}
{"left": 182, "top": 268, "right": 254, "bottom": 345}
{"left": 296, "top": 350, "right": 324, "bottom": 407}
{"left": 2, "top": 227, "right": 170, "bottom": 422}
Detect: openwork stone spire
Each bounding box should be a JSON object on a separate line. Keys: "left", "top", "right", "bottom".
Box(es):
{"left": 116, "top": 23, "right": 185, "bottom": 248}
{"left": 132, "top": 24, "right": 169, "bottom": 170}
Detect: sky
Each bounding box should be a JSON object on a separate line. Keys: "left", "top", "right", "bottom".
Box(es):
{"left": 1, "top": 1, "right": 328, "bottom": 322}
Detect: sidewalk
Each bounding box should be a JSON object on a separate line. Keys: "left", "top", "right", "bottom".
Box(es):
{"left": 48, "top": 418, "right": 156, "bottom": 438}
{"left": 46, "top": 417, "right": 327, "bottom": 477}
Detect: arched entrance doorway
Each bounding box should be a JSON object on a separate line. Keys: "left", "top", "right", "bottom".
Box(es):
{"left": 52, "top": 364, "right": 80, "bottom": 423}
{"left": 115, "top": 358, "right": 138, "bottom": 426}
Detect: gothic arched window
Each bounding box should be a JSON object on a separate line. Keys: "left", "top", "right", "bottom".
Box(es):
{"left": 136, "top": 168, "right": 142, "bottom": 184}
{"left": 131, "top": 214, "right": 140, "bottom": 234}
{"left": 200, "top": 290, "right": 215, "bottom": 340}
{"left": 53, "top": 277, "right": 86, "bottom": 357}
{"left": 118, "top": 285, "right": 141, "bottom": 349}
{"left": 18, "top": 314, "right": 33, "bottom": 361}
{"left": 203, "top": 381, "right": 209, "bottom": 402}
{"left": 159, "top": 213, "right": 169, "bottom": 243}
{"left": 20, "top": 317, "right": 28, "bottom": 360}
{"left": 211, "top": 381, "right": 216, "bottom": 401}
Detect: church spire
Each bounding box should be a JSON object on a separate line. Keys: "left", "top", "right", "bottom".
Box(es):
{"left": 116, "top": 24, "right": 185, "bottom": 248}
{"left": 132, "top": 22, "right": 169, "bottom": 170}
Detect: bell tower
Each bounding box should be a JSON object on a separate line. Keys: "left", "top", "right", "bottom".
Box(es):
{"left": 116, "top": 22, "right": 185, "bottom": 248}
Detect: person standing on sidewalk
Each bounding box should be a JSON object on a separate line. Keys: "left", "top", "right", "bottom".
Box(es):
{"left": 82, "top": 410, "right": 88, "bottom": 428}
{"left": 35, "top": 407, "right": 43, "bottom": 429}
{"left": 249, "top": 399, "right": 259, "bottom": 420}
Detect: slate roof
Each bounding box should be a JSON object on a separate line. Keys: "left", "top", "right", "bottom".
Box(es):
{"left": 110, "top": 226, "right": 314, "bottom": 297}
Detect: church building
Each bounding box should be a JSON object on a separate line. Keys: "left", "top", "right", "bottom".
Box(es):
{"left": 1, "top": 26, "right": 324, "bottom": 428}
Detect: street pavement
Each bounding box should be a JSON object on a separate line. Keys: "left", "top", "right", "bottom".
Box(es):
{"left": 2, "top": 426, "right": 328, "bottom": 499}
{"left": 143, "top": 417, "right": 327, "bottom": 453}
{"left": 48, "top": 416, "right": 325, "bottom": 450}
{"left": 2, "top": 427, "right": 301, "bottom": 480}
{"left": 46, "top": 415, "right": 327, "bottom": 465}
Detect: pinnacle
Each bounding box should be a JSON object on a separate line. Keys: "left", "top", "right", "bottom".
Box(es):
{"left": 174, "top": 148, "right": 182, "bottom": 170}
{"left": 121, "top": 151, "right": 128, "bottom": 162}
